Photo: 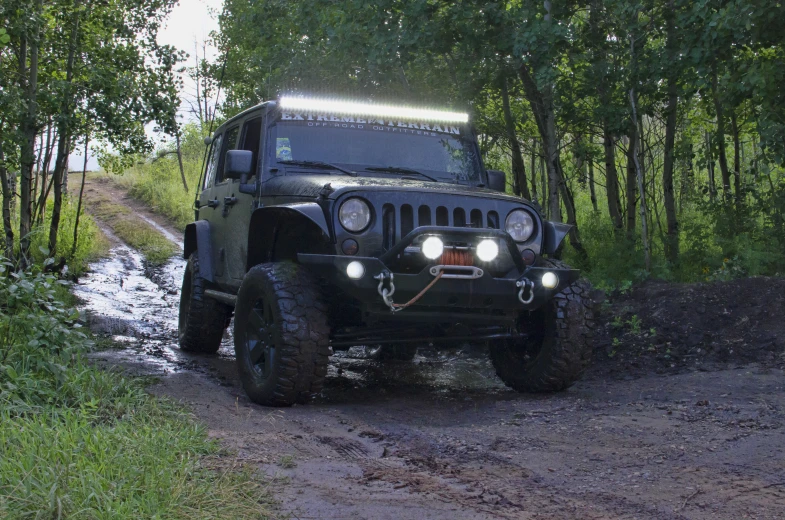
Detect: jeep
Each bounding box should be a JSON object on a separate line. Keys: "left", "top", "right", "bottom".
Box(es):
{"left": 178, "top": 96, "right": 594, "bottom": 406}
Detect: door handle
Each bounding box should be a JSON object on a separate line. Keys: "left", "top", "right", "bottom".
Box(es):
{"left": 223, "top": 196, "right": 238, "bottom": 206}
{"left": 207, "top": 198, "right": 220, "bottom": 208}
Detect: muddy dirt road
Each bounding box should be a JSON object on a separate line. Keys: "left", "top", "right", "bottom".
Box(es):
{"left": 76, "top": 179, "right": 785, "bottom": 519}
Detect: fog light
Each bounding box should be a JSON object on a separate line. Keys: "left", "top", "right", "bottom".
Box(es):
{"left": 542, "top": 271, "right": 558, "bottom": 289}
{"left": 346, "top": 261, "right": 365, "bottom": 279}
{"left": 421, "top": 236, "right": 444, "bottom": 260}
{"left": 476, "top": 239, "right": 499, "bottom": 262}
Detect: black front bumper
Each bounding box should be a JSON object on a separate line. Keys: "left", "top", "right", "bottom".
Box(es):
{"left": 298, "top": 226, "right": 578, "bottom": 317}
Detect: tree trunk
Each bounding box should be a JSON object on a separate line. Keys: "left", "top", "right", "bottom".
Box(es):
{"left": 731, "top": 110, "right": 741, "bottom": 204}
{"left": 540, "top": 145, "right": 547, "bottom": 216}
{"left": 0, "top": 141, "right": 14, "bottom": 262}
{"left": 48, "top": 1, "right": 81, "bottom": 257}
{"left": 629, "top": 88, "right": 650, "bottom": 272}
{"left": 706, "top": 131, "right": 716, "bottom": 201}
{"left": 530, "top": 139, "right": 539, "bottom": 205}
{"left": 556, "top": 156, "right": 589, "bottom": 266}
{"left": 18, "top": 1, "right": 44, "bottom": 265}
{"left": 518, "top": 63, "right": 560, "bottom": 223}
{"left": 603, "top": 129, "right": 623, "bottom": 229}
{"left": 49, "top": 132, "right": 71, "bottom": 255}
{"left": 175, "top": 128, "right": 189, "bottom": 192}
{"left": 662, "top": 3, "right": 679, "bottom": 264}
{"left": 35, "top": 122, "right": 54, "bottom": 224}
{"left": 711, "top": 68, "right": 731, "bottom": 198}
{"left": 588, "top": 153, "right": 598, "bottom": 212}
{"left": 625, "top": 127, "right": 638, "bottom": 239}
{"left": 72, "top": 137, "right": 90, "bottom": 258}
{"left": 500, "top": 77, "right": 530, "bottom": 199}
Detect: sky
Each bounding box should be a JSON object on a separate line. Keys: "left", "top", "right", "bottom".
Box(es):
{"left": 69, "top": 0, "right": 223, "bottom": 171}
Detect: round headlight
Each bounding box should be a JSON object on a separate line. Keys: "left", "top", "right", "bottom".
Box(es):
{"left": 505, "top": 210, "right": 534, "bottom": 242}
{"left": 339, "top": 198, "right": 371, "bottom": 232}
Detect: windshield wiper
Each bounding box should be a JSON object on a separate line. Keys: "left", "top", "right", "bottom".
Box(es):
{"left": 364, "top": 166, "right": 440, "bottom": 182}
{"left": 278, "top": 160, "right": 357, "bottom": 176}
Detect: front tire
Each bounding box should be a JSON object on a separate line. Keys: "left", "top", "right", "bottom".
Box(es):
{"left": 179, "top": 253, "right": 231, "bottom": 354}
{"left": 489, "top": 259, "right": 595, "bottom": 392}
{"left": 233, "top": 262, "right": 330, "bottom": 406}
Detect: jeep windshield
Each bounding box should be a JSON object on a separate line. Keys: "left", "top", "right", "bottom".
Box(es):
{"left": 269, "top": 116, "right": 482, "bottom": 184}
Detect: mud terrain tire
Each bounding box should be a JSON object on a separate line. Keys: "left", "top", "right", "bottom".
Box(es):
{"left": 233, "top": 262, "right": 330, "bottom": 406}
{"left": 378, "top": 344, "right": 418, "bottom": 361}
{"left": 489, "top": 259, "right": 594, "bottom": 392}
{"left": 179, "top": 253, "right": 231, "bottom": 353}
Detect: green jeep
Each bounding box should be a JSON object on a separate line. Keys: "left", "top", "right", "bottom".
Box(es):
{"left": 178, "top": 97, "right": 594, "bottom": 406}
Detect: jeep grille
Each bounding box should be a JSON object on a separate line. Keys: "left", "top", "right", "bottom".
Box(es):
{"left": 380, "top": 203, "right": 500, "bottom": 250}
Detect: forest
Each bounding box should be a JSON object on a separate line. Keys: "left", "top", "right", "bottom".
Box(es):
{"left": 2, "top": 1, "right": 784, "bottom": 287}
{"left": 203, "top": 0, "right": 785, "bottom": 288}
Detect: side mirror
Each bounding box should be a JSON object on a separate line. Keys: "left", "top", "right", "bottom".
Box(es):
{"left": 225, "top": 149, "right": 254, "bottom": 183}
{"left": 486, "top": 170, "right": 506, "bottom": 193}
{"left": 204, "top": 136, "right": 213, "bottom": 146}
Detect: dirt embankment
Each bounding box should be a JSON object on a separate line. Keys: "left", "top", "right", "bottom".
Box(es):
{"left": 75, "top": 177, "right": 785, "bottom": 519}
{"left": 591, "top": 278, "right": 785, "bottom": 380}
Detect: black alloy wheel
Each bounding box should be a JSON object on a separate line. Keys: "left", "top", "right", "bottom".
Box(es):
{"left": 233, "top": 262, "right": 330, "bottom": 406}
{"left": 244, "top": 297, "right": 277, "bottom": 379}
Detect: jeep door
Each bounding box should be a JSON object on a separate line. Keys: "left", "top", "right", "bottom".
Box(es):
{"left": 199, "top": 125, "right": 239, "bottom": 284}
{"left": 222, "top": 114, "right": 263, "bottom": 284}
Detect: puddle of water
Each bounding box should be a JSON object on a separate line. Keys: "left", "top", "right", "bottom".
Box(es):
{"left": 75, "top": 245, "right": 229, "bottom": 375}
{"left": 76, "top": 245, "right": 507, "bottom": 396}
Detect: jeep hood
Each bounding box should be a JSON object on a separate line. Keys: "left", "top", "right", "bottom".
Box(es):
{"left": 262, "top": 174, "right": 537, "bottom": 207}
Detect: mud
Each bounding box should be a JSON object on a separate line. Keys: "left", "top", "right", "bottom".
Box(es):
{"left": 76, "top": 182, "right": 785, "bottom": 519}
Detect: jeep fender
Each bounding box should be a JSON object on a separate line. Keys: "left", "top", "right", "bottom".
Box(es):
{"left": 542, "top": 221, "right": 572, "bottom": 255}
{"left": 183, "top": 220, "right": 215, "bottom": 282}
{"left": 246, "top": 203, "right": 332, "bottom": 270}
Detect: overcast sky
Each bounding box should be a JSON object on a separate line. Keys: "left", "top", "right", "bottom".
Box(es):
{"left": 70, "top": 0, "right": 223, "bottom": 171}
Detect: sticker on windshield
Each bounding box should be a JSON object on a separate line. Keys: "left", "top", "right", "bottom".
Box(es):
{"left": 281, "top": 113, "right": 461, "bottom": 136}
{"left": 276, "top": 138, "right": 292, "bottom": 161}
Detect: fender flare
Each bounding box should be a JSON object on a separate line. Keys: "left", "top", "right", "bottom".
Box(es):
{"left": 272, "top": 202, "right": 331, "bottom": 237}
{"left": 246, "top": 203, "right": 332, "bottom": 269}
{"left": 541, "top": 221, "right": 572, "bottom": 255}
{"left": 183, "top": 220, "right": 215, "bottom": 282}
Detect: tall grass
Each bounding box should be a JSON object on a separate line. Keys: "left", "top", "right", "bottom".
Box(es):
{"left": 117, "top": 123, "right": 205, "bottom": 230}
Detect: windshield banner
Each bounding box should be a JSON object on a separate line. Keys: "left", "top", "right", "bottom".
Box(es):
{"left": 280, "top": 112, "right": 462, "bottom": 136}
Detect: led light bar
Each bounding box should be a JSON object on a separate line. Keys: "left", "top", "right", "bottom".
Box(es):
{"left": 279, "top": 96, "right": 469, "bottom": 123}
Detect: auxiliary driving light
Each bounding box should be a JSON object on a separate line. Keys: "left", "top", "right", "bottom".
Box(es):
{"left": 542, "top": 271, "right": 559, "bottom": 289}
{"left": 346, "top": 261, "right": 365, "bottom": 280}
{"left": 279, "top": 96, "right": 469, "bottom": 123}
{"left": 476, "top": 239, "right": 499, "bottom": 262}
{"left": 421, "top": 236, "right": 444, "bottom": 260}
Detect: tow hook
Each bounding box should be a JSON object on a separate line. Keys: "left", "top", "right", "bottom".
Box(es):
{"left": 375, "top": 269, "right": 444, "bottom": 313}
{"left": 375, "top": 271, "right": 397, "bottom": 311}
{"left": 516, "top": 278, "right": 535, "bottom": 304}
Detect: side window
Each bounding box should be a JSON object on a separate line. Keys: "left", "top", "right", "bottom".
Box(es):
{"left": 240, "top": 117, "right": 263, "bottom": 179}
{"left": 217, "top": 126, "right": 240, "bottom": 183}
{"left": 203, "top": 133, "right": 223, "bottom": 190}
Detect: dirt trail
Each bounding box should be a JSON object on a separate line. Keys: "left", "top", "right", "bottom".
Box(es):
{"left": 76, "top": 180, "right": 785, "bottom": 519}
